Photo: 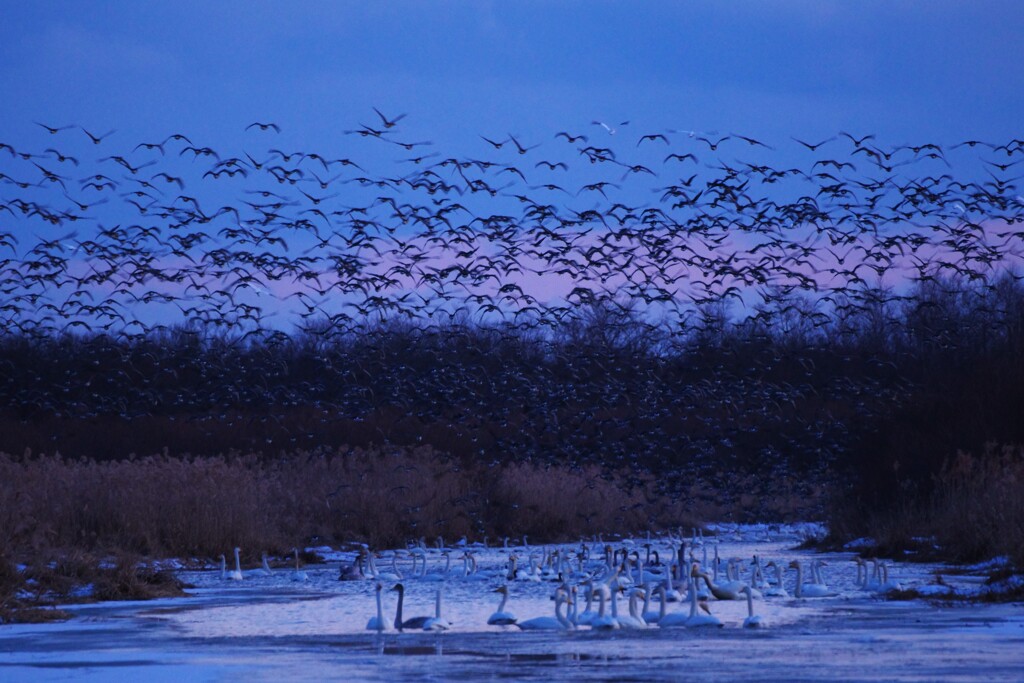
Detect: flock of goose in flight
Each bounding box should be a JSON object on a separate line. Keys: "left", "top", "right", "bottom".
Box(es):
{"left": 2, "top": 113, "right": 1022, "bottom": 342}
{"left": 211, "top": 532, "right": 904, "bottom": 633}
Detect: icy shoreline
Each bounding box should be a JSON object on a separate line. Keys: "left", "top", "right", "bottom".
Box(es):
{"left": 2, "top": 524, "right": 1022, "bottom": 681}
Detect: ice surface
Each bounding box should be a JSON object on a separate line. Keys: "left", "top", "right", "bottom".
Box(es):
{"left": 1, "top": 524, "right": 1022, "bottom": 681}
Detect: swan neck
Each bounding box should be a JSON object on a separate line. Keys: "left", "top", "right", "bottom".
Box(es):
{"left": 555, "top": 596, "right": 571, "bottom": 629}
{"left": 394, "top": 586, "right": 404, "bottom": 629}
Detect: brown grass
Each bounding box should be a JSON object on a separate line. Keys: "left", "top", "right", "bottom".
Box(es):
{"left": 930, "top": 444, "right": 1024, "bottom": 566}
{"left": 92, "top": 555, "right": 188, "bottom": 601}
{"left": 836, "top": 443, "right": 1024, "bottom": 569}
{"left": 0, "top": 444, "right": 827, "bottom": 562}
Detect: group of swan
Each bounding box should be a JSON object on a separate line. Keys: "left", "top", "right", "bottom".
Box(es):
{"left": 789, "top": 560, "right": 838, "bottom": 598}
{"left": 356, "top": 547, "right": 905, "bottom": 634}
{"left": 217, "top": 547, "right": 309, "bottom": 582}
{"left": 217, "top": 535, "right": 896, "bottom": 634}
{"left": 376, "top": 582, "right": 452, "bottom": 632}
{"left": 217, "top": 547, "right": 244, "bottom": 581}
{"left": 499, "top": 570, "right": 737, "bottom": 631}
{"left": 368, "top": 565, "right": 767, "bottom": 634}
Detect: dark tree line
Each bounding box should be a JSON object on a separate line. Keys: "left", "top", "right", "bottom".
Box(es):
{"left": 3, "top": 274, "right": 1022, "bottom": 524}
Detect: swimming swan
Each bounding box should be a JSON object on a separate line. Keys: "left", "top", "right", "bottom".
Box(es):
{"left": 684, "top": 575, "right": 723, "bottom": 628}
{"left": 516, "top": 591, "right": 574, "bottom": 631}
{"left": 740, "top": 585, "right": 764, "bottom": 628}
{"left": 257, "top": 552, "right": 273, "bottom": 577}
{"left": 421, "top": 585, "right": 453, "bottom": 631}
{"left": 226, "top": 547, "right": 243, "bottom": 581}
{"left": 789, "top": 560, "right": 837, "bottom": 598}
{"left": 291, "top": 548, "right": 309, "bottom": 581}
{"left": 589, "top": 584, "right": 619, "bottom": 630}
{"left": 391, "top": 583, "right": 433, "bottom": 631}
{"left": 487, "top": 585, "right": 518, "bottom": 626}
{"left": 366, "top": 582, "right": 390, "bottom": 632}
{"left": 616, "top": 588, "right": 649, "bottom": 629}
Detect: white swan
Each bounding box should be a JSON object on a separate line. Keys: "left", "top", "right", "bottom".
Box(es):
{"left": 878, "top": 562, "right": 903, "bottom": 592}
{"left": 366, "top": 551, "right": 404, "bottom": 582}
{"left": 656, "top": 585, "right": 694, "bottom": 629}
{"left": 789, "top": 560, "right": 837, "bottom": 598}
{"left": 487, "top": 585, "right": 517, "bottom": 626}
{"left": 692, "top": 561, "right": 749, "bottom": 602}
{"left": 257, "top": 552, "right": 273, "bottom": 577}
{"left": 218, "top": 554, "right": 226, "bottom": 580}
{"left": 575, "top": 581, "right": 597, "bottom": 626}
{"left": 408, "top": 547, "right": 427, "bottom": 578}
{"left": 655, "top": 573, "right": 696, "bottom": 626}
{"left": 858, "top": 558, "right": 889, "bottom": 591}
{"left": 291, "top": 548, "right": 309, "bottom": 581}
{"left": 421, "top": 585, "right": 452, "bottom": 631}
{"left": 226, "top": 547, "right": 243, "bottom": 581}
{"left": 366, "top": 582, "right": 390, "bottom": 632}
{"left": 419, "top": 550, "right": 454, "bottom": 581}
{"left": 663, "top": 563, "right": 683, "bottom": 602}
{"left": 740, "top": 585, "right": 764, "bottom": 628}
{"left": 589, "top": 584, "right": 619, "bottom": 630}
{"left": 751, "top": 555, "right": 770, "bottom": 590}
{"left": 855, "top": 557, "right": 869, "bottom": 589}
{"left": 695, "top": 561, "right": 758, "bottom": 600}
{"left": 566, "top": 585, "right": 580, "bottom": 625}
{"left": 506, "top": 553, "right": 541, "bottom": 582}
{"left": 684, "top": 575, "right": 722, "bottom": 628}
{"left": 516, "top": 591, "right": 574, "bottom": 631}
{"left": 616, "top": 588, "right": 649, "bottom": 629}
{"left": 762, "top": 561, "right": 789, "bottom": 597}
{"left": 811, "top": 559, "right": 829, "bottom": 585}
{"left": 641, "top": 583, "right": 664, "bottom": 624}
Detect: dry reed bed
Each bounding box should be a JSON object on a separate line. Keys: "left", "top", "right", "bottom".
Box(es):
{"left": 837, "top": 443, "right": 1024, "bottom": 569}
{"left": 0, "top": 446, "right": 827, "bottom": 562}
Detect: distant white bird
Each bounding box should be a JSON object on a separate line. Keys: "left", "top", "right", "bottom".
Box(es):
{"left": 591, "top": 120, "right": 629, "bottom": 135}
{"left": 291, "top": 548, "right": 309, "bottom": 581}
{"left": 257, "top": 552, "right": 273, "bottom": 577}
{"left": 226, "top": 547, "right": 243, "bottom": 581}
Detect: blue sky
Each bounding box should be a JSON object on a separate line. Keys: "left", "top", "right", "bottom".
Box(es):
{"left": 2, "top": 1, "right": 1022, "bottom": 156}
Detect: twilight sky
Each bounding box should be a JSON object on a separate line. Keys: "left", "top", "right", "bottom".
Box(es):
{"left": 2, "top": 2, "right": 1023, "bottom": 332}
{"left": 2, "top": 1, "right": 1022, "bottom": 157}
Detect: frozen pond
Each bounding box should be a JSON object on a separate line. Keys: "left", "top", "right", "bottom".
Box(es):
{"left": 2, "top": 526, "right": 1022, "bottom": 681}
